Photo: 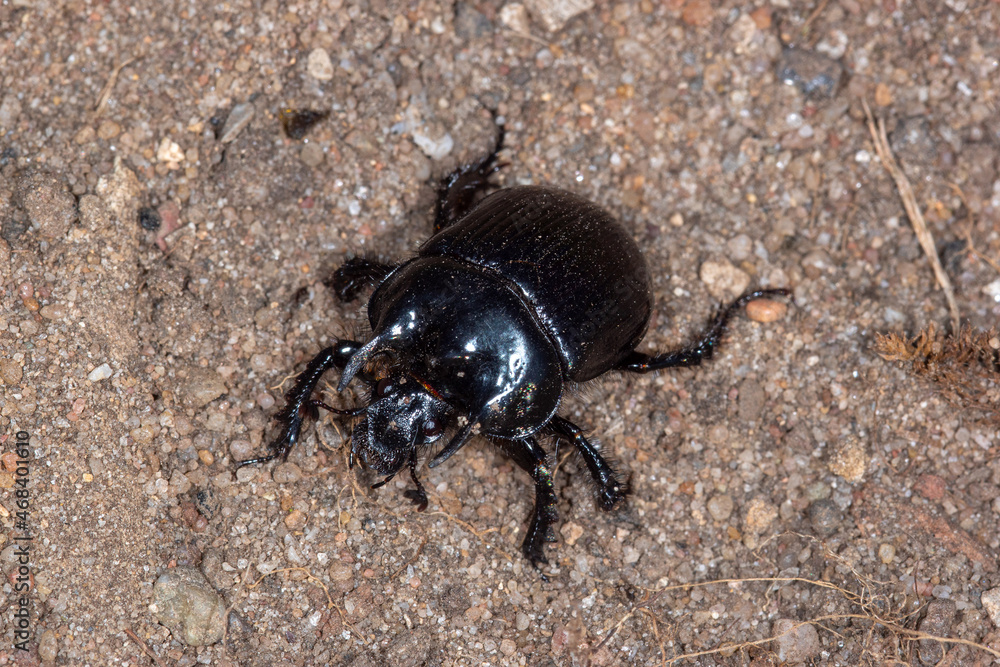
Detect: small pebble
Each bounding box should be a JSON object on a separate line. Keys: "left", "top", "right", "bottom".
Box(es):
{"left": 773, "top": 618, "right": 821, "bottom": 662}
{"left": 284, "top": 509, "right": 308, "bottom": 530}
{"left": 88, "top": 363, "right": 113, "bottom": 382}
{"left": 156, "top": 138, "right": 185, "bottom": 164}
{"left": 874, "top": 82, "right": 893, "bottom": 107}
{"left": 914, "top": 474, "right": 946, "bottom": 501}
{"left": 197, "top": 450, "right": 215, "bottom": 466}
{"left": 808, "top": 499, "right": 841, "bottom": 537}
{"left": 745, "top": 299, "right": 787, "bottom": 323}
{"left": 707, "top": 494, "right": 734, "bottom": 522}
{"left": 726, "top": 234, "right": 753, "bottom": 261}
{"left": 776, "top": 47, "right": 844, "bottom": 98}
{"left": 138, "top": 207, "right": 162, "bottom": 231}
{"left": 272, "top": 462, "right": 303, "bottom": 484}
{"left": 699, "top": 259, "right": 750, "bottom": 300}
{"left": 15, "top": 171, "right": 76, "bottom": 238}
{"left": 681, "top": 0, "right": 713, "bottom": 26}
{"left": 411, "top": 127, "right": 454, "bottom": 160}
{"left": 0, "top": 359, "right": 23, "bottom": 385}
{"left": 917, "top": 599, "right": 956, "bottom": 665}
{"left": 0, "top": 93, "right": 22, "bottom": 130}
{"left": 737, "top": 378, "right": 766, "bottom": 422}
{"left": 499, "top": 638, "right": 517, "bottom": 656}
{"left": 2, "top": 452, "right": 18, "bottom": 472}
{"left": 523, "top": 0, "right": 595, "bottom": 32}
{"left": 38, "top": 628, "right": 58, "bottom": 662}
{"left": 307, "top": 48, "right": 334, "bottom": 81}
{"left": 183, "top": 368, "right": 227, "bottom": 408}
{"left": 97, "top": 120, "right": 121, "bottom": 140}
{"left": 152, "top": 567, "right": 227, "bottom": 646}
{"left": 219, "top": 102, "right": 255, "bottom": 144}
{"left": 499, "top": 3, "right": 532, "bottom": 34}
{"left": 39, "top": 303, "right": 66, "bottom": 320}
{"left": 828, "top": 436, "right": 867, "bottom": 482}
{"left": 878, "top": 543, "right": 895, "bottom": 564}
{"left": 300, "top": 142, "right": 324, "bottom": 167}
{"left": 329, "top": 562, "right": 353, "bottom": 582}
{"left": 560, "top": 521, "right": 584, "bottom": 546}
{"left": 980, "top": 587, "right": 1000, "bottom": 627}
{"left": 229, "top": 440, "right": 253, "bottom": 460}
{"left": 743, "top": 497, "right": 778, "bottom": 533}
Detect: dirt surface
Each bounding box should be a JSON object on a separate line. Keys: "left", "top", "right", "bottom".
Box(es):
{"left": 2, "top": 0, "right": 1000, "bottom": 665}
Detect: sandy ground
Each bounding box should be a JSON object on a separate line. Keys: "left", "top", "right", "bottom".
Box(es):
{"left": 2, "top": 0, "right": 1000, "bottom": 664}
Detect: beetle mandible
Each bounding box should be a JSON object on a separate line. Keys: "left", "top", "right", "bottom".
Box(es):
{"left": 240, "top": 118, "right": 789, "bottom": 569}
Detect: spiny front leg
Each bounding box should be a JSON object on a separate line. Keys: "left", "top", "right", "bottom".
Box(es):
{"left": 238, "top": 341, "right": 366, "bottom": 467}
{"left": 327, "top": 256, "right": 397, "bottom": 303}
{"left": 548, "top": 415, "right": 629, "bottom": 511}
{"left": 499, "top": 436, "right": 558, "bottom": 570}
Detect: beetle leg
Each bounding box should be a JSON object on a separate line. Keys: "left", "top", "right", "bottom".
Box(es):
{"left": 548, "top": 416, "right": 629, "bottom": 511}
{"left": 499, "top": 436, "right": 558, "bottom": 571}
{"left": 433, "top": 115, "right": 506, "bottom": 232}
{"left": 238, "top": 341, "right": 369, "bottom": 468}
{"left": 427, "top": 420, "right": 475, "bottom": 468}
{"left": 328, "top": 256, "right": 397, "bottom": 302}
{"left": 402, "top": 449, "right": 429, "bottom": 512}
{"left": 616, "top": 288, "right": 791, "bottom": 372}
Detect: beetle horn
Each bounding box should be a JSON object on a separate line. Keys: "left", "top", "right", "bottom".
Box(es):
{"left": 428, "top": 419, "right": 477, "bottom": 468}
{"left": 338, "top": 334, "right": 390, "bottom": 391}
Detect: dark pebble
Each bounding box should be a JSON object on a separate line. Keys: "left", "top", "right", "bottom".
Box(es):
{"left": 776, "top": 47, "right": 845, "bottom": 99}
{"left": 138, "top": 206, "right": 162, "bottom": 231}
{"left": 808, "top": 499, "right": 842, "bottom": 537}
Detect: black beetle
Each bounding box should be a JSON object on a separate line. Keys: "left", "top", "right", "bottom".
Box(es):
{"left": 240, "top": 119, "right": 788, "bottom": 569}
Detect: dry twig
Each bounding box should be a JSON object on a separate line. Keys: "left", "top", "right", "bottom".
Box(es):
{"left": 249, "top": 566, "right": 370, "bottom": 645}
{"left": 863, "top": 100, "right": 961, "bottom": 332}
{"left": 124, "top": 627, "right": 168, "bottom": 667}
{"left": 95, "top": 57, "right": 139, "bottom": 114}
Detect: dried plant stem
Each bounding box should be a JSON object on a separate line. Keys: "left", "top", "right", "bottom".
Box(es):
{"left": 863, "top": 100, "right": 961, "bottom": 333}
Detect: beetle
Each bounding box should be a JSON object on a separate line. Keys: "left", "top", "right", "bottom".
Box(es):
{"left": 240, "top": 118, "right": 789, "bottom": 569}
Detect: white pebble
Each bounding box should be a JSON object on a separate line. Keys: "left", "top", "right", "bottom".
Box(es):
{"left": 88, "top": 363, "right": 113, "bottom": 382}
{"left": 307, "top": 48, "right": 334, "bottom": 81}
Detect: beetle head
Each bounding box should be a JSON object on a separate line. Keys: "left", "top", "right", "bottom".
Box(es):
{"left": 351, "top": 372, "right": 451, "bottom": 481}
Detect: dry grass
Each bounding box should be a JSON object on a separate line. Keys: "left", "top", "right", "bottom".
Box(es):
{"left": 874, "top": 324, "right": 1000, "bottom": 421}
{"left": 588, "top": 533, "right": 1000, "bottom": 665}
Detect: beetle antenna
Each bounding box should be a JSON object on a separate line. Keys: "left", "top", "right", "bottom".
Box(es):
{"left": 308, "top": 399, "right": 367, "bottom": 417}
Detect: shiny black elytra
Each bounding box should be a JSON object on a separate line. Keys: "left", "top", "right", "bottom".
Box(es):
{"left": 240, "top": 120, "right": 788, "bottom": 570}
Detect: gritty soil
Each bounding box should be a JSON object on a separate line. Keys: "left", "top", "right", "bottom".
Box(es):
{"left": 2, "top": 0, "right": 1000, "bottom": 665}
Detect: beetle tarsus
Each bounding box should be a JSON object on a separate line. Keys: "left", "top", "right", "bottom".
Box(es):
{"left": 616, "top": 288, "right": 791, "bottom": 373}
{"left": 236, "top": 411, "right": 303, "bottom": 468}
{"left": 433, "top": 115, "right": 506, "bottom": 232}
{"left": 549, "top": 415, "right": 629, "bottom": 510}
{"left": 403, "top": 450, "right": 429, "bottom": 512}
